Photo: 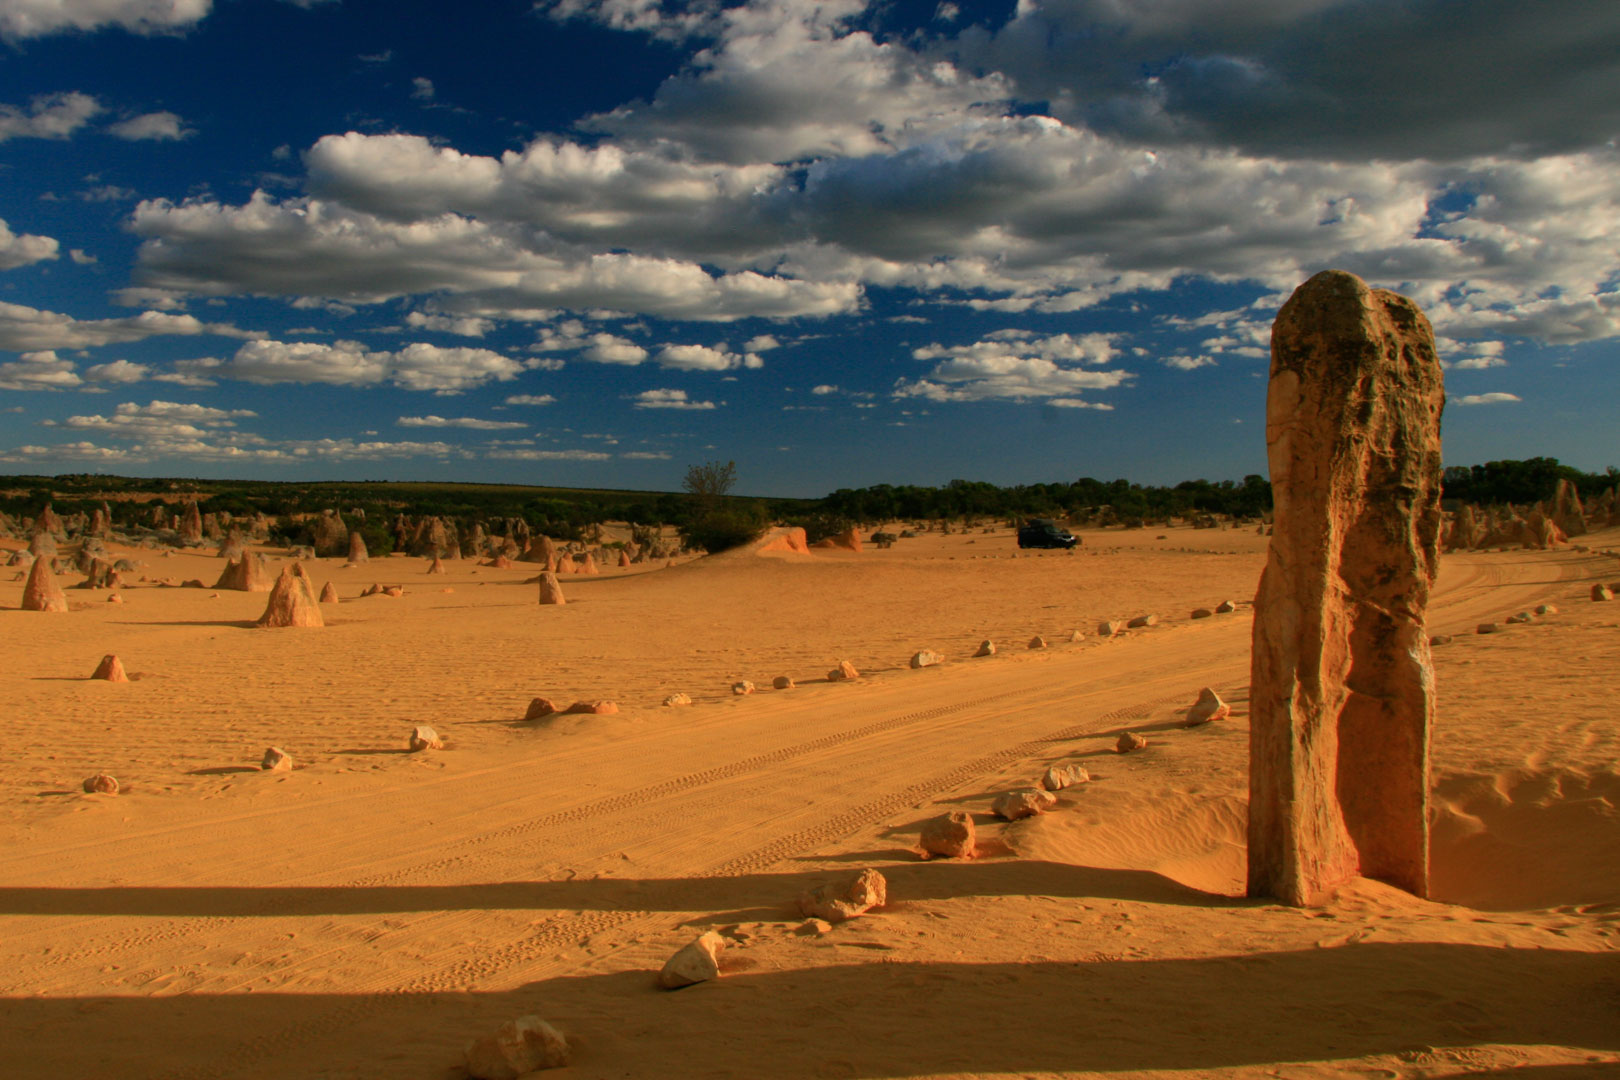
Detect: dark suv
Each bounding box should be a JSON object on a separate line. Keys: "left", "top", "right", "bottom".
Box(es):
{"left": 1016, "top": 518, "right": 1078, "bottom": 549}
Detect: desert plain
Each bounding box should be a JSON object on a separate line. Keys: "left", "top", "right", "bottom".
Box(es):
{"left": 2, "top": 521, "right": 1618, "bottom": 1079}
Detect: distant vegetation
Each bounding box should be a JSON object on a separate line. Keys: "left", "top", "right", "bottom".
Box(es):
{"left": 2, "top": 457, "right": 1613, "bottom": 547}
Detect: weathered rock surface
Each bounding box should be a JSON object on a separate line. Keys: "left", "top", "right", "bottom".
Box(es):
{"left": 1534, "top": 603, "right": 1558, "bottom": 615}
{"left": 565, "top": 700, "right": 618, "bottom": 715}
{"left": 83, "top": 773, "right": 119, "bottom": 794}
{"left": 731, "top": 680, "right": 756, "bottom": 695}
{"left": 1116, "top": 731, "right": 1148, "bottom": 753}
{"left": 90, "top": 654, "right": 128, "bottom": 682}
{"left": 318, "top": 582, "right": 339, "bottom": 603}
{"left": 538, "top": 571, "right": 566, "bottom": 605}
{"left": 408, "top": 725, "right": 443, "bottom": 751}
{"left": 919, "top": 810, "right": 976, "bottom": 858}
{"left": 1593, "top": 584, "right": 1613, "bottom": 602}
{"left": 974, "top": 639, "right": 996, "bottom": 657}
{"left": 827, "top": 660, "right": 860, "bottom": 681}
{"left": 1477, "top": 622, "right": 1501, "bottom": 634}
{"left": 262, "top": 747, "right": 293, "bottom": 772}
{"left": 910, "top": 650, "right": 944, "bottom": 668}
{"left": 662, "top": 693, "right": 693, "bottom": 706}
{"left": 1027, "top": 635, "right": 1047, "bottom": 650}
{"left": 992, "top": 788, "right": 1056, "bottom": 820}
{"left": 464, "top": 1015, "right": 569, "bottom": 1078}
{"left": 772, "top": 676, "right": 795, "bottom": 690}
{"left": 798, "top": 868, "right": 886, "bottom": 922}
{"left": 1429, "top": 634, "right": 1454, "bottom": 646}
{"left": 657, "top": 930, "right": 726, "bottom": 990}
{"left": 1126, "top": 613, "right": 1158, "bottom": 629}
{"left": 427, "top": 555, "right": 446, "bottom": 574}
{"left": 214, "top": 552, "right": 272, "bottom": 592}
{"left": 1191, "top": 608, "right": 1214, "bottom": 619}
{"left": 1041, "top": 764, "right": 1088, "bottom": 791}
{"left": 1097, "top": 619, "right": 1124, "bottom": 637}
{"left": 21, "top": 556, "right": 68, "bottom": 612}
{"left": 1248, "top": 270, "right": 1442, "bottom": 906}
{"left": 1215, "top": 600, "right": 1238, "bottom": 614}
{"left": 1185, "top": 687, "right": 1231, "bottom": 726}
{"left": 256, "top": 567, "right": 325, "bottom": 628}
{"left": 345, "top": 531, "right": 369, "bottom": 565}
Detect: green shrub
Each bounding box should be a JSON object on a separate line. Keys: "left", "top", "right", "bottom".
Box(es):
{"left": 679, "top": 502, "right": 768, "bottom": 553}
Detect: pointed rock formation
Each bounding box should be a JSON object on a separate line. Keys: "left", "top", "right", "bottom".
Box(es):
{"left": 312, "top": 509, "right": 348, "bottom": 556}
{"left": 345, "top": 531, "right": 369, "bottom": 565}
{"left": 1248, "top": 270, "right": 1442, "bottom": 907}
{"left": 537, "top": 571, "right": 565, "bottom": 605}
{"left": 214, "top": 552, "right": 273, "bottom": 592}
{"left": 256, "top": 567, "right": 325, "bottom": 628}
{"left": 579, "top": 552, "right": 599, "bottom": 575}
{"left": 556, "top": 553, "right": 577, "bottom": 574}
{"left": 427, "top": 555, "right": 447, "bottom": 574}
{"left": 1185, "top": 687, "right": 1231, "bottom": 726}
{"left": 91, "top": 654, "right": 128, "bottom": 682}
{"left": 262, "top": 747, "right": 293, "bottom": 771}
{"left": 974, "top": 639, "right": 996, "bottom": 657}
{"left": 179, "top": 500, "right": 203, "bottom": 545}
{"left": 618, "top": 549, "right": 632, "bottom": 568}
{"left": 318, "top": 582, "right": 339, "bottom": 604}
{"left": 1552, "top": 478, "right": 1586, "bottom": 538}
{"left": 520, "top": 534, "right": 557, "bottom": 565}
{"left": 657, "top": 931, "right": 726, "bottom": 990}
{"left": 21, "top": 556, "right": 68, "bottom": 612}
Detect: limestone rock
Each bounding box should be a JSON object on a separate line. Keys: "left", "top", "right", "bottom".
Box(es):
{"left": 82, "top": 773, "right": 119, "bottom": 794}
{"left": 732, "top": 680, "right": 756, "bottom": 695}
{"left": 1068, "top": 629, "right": 1085, "bottom": 642}
{"left": 318, "top": 582, "right": 339, "bottom": 603}
{"left": 1041, "top": 764, "right": 1088, "bottom": 791}
{"left": 427, "top": 555, "right": 446, "bottom": 574}
{"left": 214, "top": 552, "right": 272, "bottom": 592}
{"left": 618, "top": 549, "right": 631, "bottom": 568}
{"left": 1593, "top": 584, "right": 1613, "bottom": 602}
{"left": 1185, "top": 687, "right": 1231, "bottom": 726}
{"left": 798, "top": 868, "right": 886, "bottom": 922}
{"left": 556, "top": 553, "right": 577, "bottom": 574}
{"left": 463, "top": 1015, "right": 569, "bottom": 1078}
{"left": 408, "top": 725, "right": 443, "bottom": 751}
{"left": 256, "top": 567, "right": 325, "bottom": 628}
{"left": 21, "top": 557, "right": 68, "bottom": 612}
{"left": 974, "top": 639, "right": 996, "bottom": 657}
{"left": 90, "top": 654, "right": 128, "bottom": 682}
{"left": 1477, "top": 622, "right": 1501, "bottom": 634}
{"left": 565, "top": 700, "right": 618, "bottom": 715}
{"left": 1505, "top": 611, "right": 1535, "bottom": 624}
{"left": 262, "top": 747, "right": 293, "bottom": 772}
{"left": 1126, "top": 613, "right": 1158, "bottom": 629}
{"left": 537, "top": 571, "right": 566, "bottom": 605}
{"left": 1534, "top": 603, "right": 1558, "bottom": 615}
{"left": 580, "top": 552, "right": 599, "bottom": 575}
{"left": 1215, "top": 600, "right": 1238, "bottom": 614}
{"left": 827, "top": 660, "right": 860, "bottom": 681}
{"left": 1191, "top": 608, "right": 1214, "bottom": 619}
{"left": 1027, "top": 635, "right": 1047, "bottom": 650}
{"left": 992, "top": 788, "right": 1056, "bottom": 821}
{"left": 657, "top": 930, "right": 726, "bottom": 990}
{"left": 1097, "top": 619, "right": 1124, "bottom": 637}
{"left": 382, "top": 585, "right": 403, "bottom": 598}
{"left": 345, "top": 531, "right": 369, "bottom": 565}
{"left": 524, "top": 697, "right": 557, "bottom": 720}
{"left": 772, "top": 676, "right": 795, "bottom": 690}
{"left": 910, "top": 650, "right": 944, "bottom": 669}
{"left": 663, "top": 692, "right": 693, "bottom": 706}
{"left": 1429, "top": 634, "right": 1453, "bottom": 646}
{"left": 1248, "top": 270, "right": 1443, "bottom": 906}
{"left": 919, "top": 810, "right": 976, "bottom": 858}
{"left": 1116, "top": 731, "right": 1148, "bottom": 753}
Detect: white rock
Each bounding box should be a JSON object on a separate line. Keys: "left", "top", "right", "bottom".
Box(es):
{"left": 657, "top": 930, "right": 726, "bottom": 990}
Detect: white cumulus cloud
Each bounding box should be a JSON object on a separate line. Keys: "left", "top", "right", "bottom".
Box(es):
{"left": 632, "top": 388, "right": 717, "bottom": 409}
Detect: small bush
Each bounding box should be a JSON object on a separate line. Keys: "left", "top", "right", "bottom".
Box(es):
{"left": 679, "top": 502, "right": 769, "bottom": 553}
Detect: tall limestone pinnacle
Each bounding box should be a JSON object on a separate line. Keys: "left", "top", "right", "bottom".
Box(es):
{"left": 1248, "top": 270, "right": 1445, "bottom": 906}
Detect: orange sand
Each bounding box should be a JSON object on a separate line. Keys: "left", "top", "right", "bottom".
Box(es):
{"left": 1, "top": 523, "right": 1616, "bottom": 1078}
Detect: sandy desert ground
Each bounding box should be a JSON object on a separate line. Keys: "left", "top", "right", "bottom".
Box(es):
{"left": 2, "top": 522, "right": 1618, "bottom": 1079}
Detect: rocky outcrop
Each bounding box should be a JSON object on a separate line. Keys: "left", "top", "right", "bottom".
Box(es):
{"left": 797, "top": 868, "right": 886, "bottom": 922}
{"left": 910, "top": 650, "right": 943, "bottom": 668}
{"left": 345, "top": 531, "right": 369, "bottom": 565}
{"left": 214, "top": 552, "right": 273, "bottom": 592}
{"left": 318, "top": 582, "right": 339, "bottom": 603}
{"left": 21, "top": 556, "right": 68, "bottom": 612}
{"left": 827, "top": 660, "right": 860, "bottom": 681}
{"left": 311, "top": 510, "right": 347, "bottom": 557}
{"left": 537, "top": 571, "right": 565, "bottom": 605}
{"left": 464, "top": 1015, "right": 569, "bottom": 1077}
{"left": 90, "top": 654, "right": 128, "bottom": 682}
{"left": 919, "top": 810, "right": 975, "bottom": 858}
{"left": 256, "top": 567, "right": 325, "bottom": 628}
{"left": 1248, "top": 270, "right": 1443, "bottom": 906}
{"left": 1551, "top": 478, "right": 1586, "bottom": 538}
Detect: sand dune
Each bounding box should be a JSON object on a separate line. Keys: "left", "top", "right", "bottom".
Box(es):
{"left": 1, "top": 523, "right": 1616, "bottom": 1078}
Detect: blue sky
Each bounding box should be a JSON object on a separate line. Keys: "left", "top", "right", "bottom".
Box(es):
{"left": 0, "top": 0, "right": 1615, "bottom": 497}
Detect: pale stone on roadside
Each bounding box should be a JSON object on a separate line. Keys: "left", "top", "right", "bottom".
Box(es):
{"left": 538, "top": 572, "right": 566, "bottom": 605}
{"left": 657, "top": 930, "right": 726, "bottom": 990}
{"left": 662, "top": 693, "right": 692, "bottom": 706}
{"left": 732, "top": 680, "right": 756, "bottom": 695}
{"left": 21, "top": 556, "right": 68, "bottom": 612}
{"left": 1191, "top": 608, "right": 1214, "bottom": 619}
{"left": 772, "top": 676, "right": 795, "bottom": 690}
{"left": 1116, "top": 731, "right": 1148, "bottom": 753}
{"left": 1534, "top": 604, "right": 1558, "bottom": 615}
{"left": 90, "top": 654, "right": 127, "bottom": 682}
{"left": 1028, "top": 635, "right": 1047, "bottom": 650}
{"left": 910, "top": 650, "right": 944, "bottom": 668}
{"left": 798, "top": 868, "right": 887, "bottom": 922}
{"left": 993, "top": 788, "right": 1057, "bottom": 820}
{"left": 463, "top": 1015, "right": 569, "bottom": 1078}
{"left": 1477, "top": 622, "right": 1500, "bottom": 634}
{"left": 408, "top": 725, "right": 443, "bottom": 751}
{"left": 919, "top": 810, "right": 976, "bottom": 858}
{"left": 1097, "top": 620, "right": 1124, "bottom": 637}
{"left": 1185, "top": 687, "right": 1231, "bottom": 726}
{"left": 262, "top": 747, "right": 293, "bottom": 772}
{"left": 1127, "top": 614, "right": 1158, "bottom": 629}
{"left": 828, "top": 660, "right": 859, "bottom": 681}
{"left": 524, "top": 697, "right": 557, "bottom": 720}
{"left": 974, "top": 639, "right": 996, "bottom": 657}
{"left": 1216, "top": 600, "right": 1238, "bottom": 613}
{"left": 1248, "top": 270, "right": 1442, "bottom": 907}
{"left": 1506, "top": 611, "right": 1534, "bottom": 624}
{"left": 83, "top": 773, "right": 119, "bottom": 794}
